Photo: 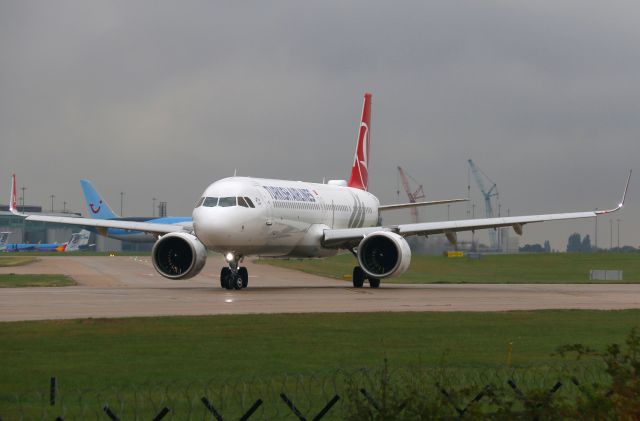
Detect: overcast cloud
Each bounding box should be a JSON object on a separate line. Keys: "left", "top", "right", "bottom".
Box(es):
{"left": 0, "top": 1, "right": 638, "bottom": 250}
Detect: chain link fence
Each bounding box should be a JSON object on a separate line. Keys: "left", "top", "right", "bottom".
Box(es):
{"left": 2, "top": 362, "right": 619, "bottom": 420}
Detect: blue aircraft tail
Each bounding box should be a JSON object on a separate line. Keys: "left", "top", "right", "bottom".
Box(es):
{"left": 80, "top": 180, "right": 119, "bottom": 219}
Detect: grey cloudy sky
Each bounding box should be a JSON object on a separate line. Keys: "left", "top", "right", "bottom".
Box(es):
{"left": 1, "top": 1, "right": 637, "bottom": 250}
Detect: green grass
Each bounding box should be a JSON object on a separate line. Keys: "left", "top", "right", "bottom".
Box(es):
{"left": 1, "top": 311, "right": 638, "bottom": 418}
{"left": 0, "top": 256, "right": 37, "bottom": 267}
{"left": 1, "top": 251, "right": 150, "bottom": 257}
{"left": 0, "top": 274, "right": 76, "bottom": 287}
{"left": 259, "top": 252, "right": 640, "bottom": 283}
{"left": 1, "top": 310, "right": 638, "bottom": 394}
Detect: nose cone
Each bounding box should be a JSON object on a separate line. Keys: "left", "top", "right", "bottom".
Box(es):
{"left": 193, "top": 206, "right": 238, "bottom": 248}
{"left": 193, "top": 207, "right": 220, "bottom": 245}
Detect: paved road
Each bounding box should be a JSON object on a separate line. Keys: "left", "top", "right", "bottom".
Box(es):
{"left": 1, "top": 256, "right": 639, "bottom": 321}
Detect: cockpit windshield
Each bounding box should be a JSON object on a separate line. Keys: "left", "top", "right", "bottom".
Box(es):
{"left": 202, "top": 197, "right": 218, "bottom": 207}
{"left": 218, "top": 197, "right": 236, "bottom": 207}
{"left": 198, "top": 196, "right": 255, "bottom": 208}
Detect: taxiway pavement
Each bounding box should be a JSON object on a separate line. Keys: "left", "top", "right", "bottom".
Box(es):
{"left": 1, "top": 256, "right": 639, "bottom": 321}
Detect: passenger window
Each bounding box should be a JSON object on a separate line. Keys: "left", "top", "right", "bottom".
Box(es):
{"left": 218, "top": 197, "right": 236, "bottom": 207}
{"left": 203, "top": 197, "right": 218, "bottom": 207}
{"left": 238, "top": 197, "right": 249, "bottom": 208}
{"left": 245, "top": 197, "right": 255, "bottom": 208}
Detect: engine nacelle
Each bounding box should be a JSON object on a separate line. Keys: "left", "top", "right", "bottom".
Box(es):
{"left": 357, "top": 231, "right": 411, "bottom": 279}
{"left": 152, "top": 232, "right": 207, "bottom": 279}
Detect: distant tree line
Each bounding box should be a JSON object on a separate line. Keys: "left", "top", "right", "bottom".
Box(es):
{"left": 518, "top": 234, "right": 639, "bottom": 253}
{"left": 567, "top": 233, "right": 592, "bottom": 252}
{"left": 519, "top": 240, "right": 551, "bottom": 253}
{"left": 566, "top": 232, "right": 638, "bottom": 253}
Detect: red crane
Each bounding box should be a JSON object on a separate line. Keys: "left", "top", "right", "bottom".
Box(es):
{"left": 397, "top": 166, "right": 426, "bottom": 223}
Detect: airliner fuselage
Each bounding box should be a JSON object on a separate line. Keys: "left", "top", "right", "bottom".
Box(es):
{"left": 193, "top": 177, "right": 380, "bottom": 258}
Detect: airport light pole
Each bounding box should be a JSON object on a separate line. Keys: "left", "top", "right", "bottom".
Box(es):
{"left": 63, "top": 201, "right": 66, "bottom": 213}
{"left": 610, "top": 218, "right": 613, "bottom": 250}
{"left": 153, "top": 197, "right": 156, "bottom": 217}
{"left": 471, "top": 203, "right": 476, "bottom": 249}
{"left": 20, "top": 186, "right": 26, "bottom": 208}
{"left": 617, "top": 219, "right": 620, "bottom": 249}
{"left": 50, "top": 195, "right": 55, "bottom": 212}
{"left": 120, "top": 192, "right": 125, "bottom": 216}
{"left": 497, "top": 203, "right": 502, "bottom": 250}
{"left": 594, "top": 208, "right": 598, "bottom": 250}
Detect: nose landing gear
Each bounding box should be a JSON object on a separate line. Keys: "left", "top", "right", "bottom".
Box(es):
{"left": 352, "top": 266, "right": 380, "bottom": 288}
{"left": 349, "top": 248, "right": 380, "bottom": 289}
{"left": 220, "top": 255, "right": 249, "bottom": 290}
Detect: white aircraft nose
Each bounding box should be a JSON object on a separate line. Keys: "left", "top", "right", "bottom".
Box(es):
{"left": 193, "top": 207, "right": 237, "bottom": 247}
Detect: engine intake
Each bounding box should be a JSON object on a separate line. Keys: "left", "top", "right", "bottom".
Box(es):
{"left": 357, "top": 231, "right": 411, "bottom": 279}
{"left": 152, "top": 232, "right": 207, "bottom": 279}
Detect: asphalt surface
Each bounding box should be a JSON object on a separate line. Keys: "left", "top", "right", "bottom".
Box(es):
{"left": 1, "top": 256, "right": 639, "bottom": 321}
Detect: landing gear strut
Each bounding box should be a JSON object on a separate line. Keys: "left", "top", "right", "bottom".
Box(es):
{"left": 352, "top": 266, "right": 380, "bottom": 289}
{"left": 220, "top": 255, "right": 249, "bottom": 290}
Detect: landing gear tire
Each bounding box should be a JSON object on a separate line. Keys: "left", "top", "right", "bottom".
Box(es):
{"left": 220, "top": 267, "right": 234, "bottom": 290}
{"left": 220, "top": 267, "right": 228, "bottom": 288}
{"left": 369, "top": 278, "right": 380, "bottom": 288}
{"left": 239, "top": 267, "right": 248, "bottom": 288}
{"left": 352, "top": 267, "right": 365, "bottom": 288}
{"left": 233, "top": 274, "right": 244, "bottom": 290}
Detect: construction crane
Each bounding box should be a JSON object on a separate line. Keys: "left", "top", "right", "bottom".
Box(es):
{"left": 467, "top": 159, "right": 499, "bottom": 249}
{"left": 397, "top": 166, "right": 426, "bottom": 223}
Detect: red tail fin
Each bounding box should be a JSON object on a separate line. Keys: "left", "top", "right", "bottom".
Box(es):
{"left": 9, "top": 174, "right": 18, "bottom": 214}
{"left": 348, "top": 93, "right": 372, "bottom": 191}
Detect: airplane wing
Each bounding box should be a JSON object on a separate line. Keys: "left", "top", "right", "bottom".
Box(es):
{"left": 10, "top": 175, "right": 190, "bottom": 235}
{"left": 324, "top": 171, "right": 631, "bottom": 248}
{"left": 24, "top": 215, "right": 190, "bottom": 235}
{"left": 378, "top": 198, "right": 468, "bottom": 211}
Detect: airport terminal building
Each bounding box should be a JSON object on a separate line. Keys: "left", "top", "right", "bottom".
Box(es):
{"left": 0, "top": 206, "right": 149, "bottom": 252}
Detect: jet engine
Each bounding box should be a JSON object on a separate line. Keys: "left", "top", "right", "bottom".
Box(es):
{"left": 357, "top": 231, "right": 411, "bottom": 279}
{"left": 152, "top": 232, "right": 207, "bottom": 279}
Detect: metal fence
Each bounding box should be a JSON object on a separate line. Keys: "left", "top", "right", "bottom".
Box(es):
{"left": 0, "top": 363, "right": 614, "bottom": 420}
{"left": 589, "top": 269, "right": 623, "bottom": 281}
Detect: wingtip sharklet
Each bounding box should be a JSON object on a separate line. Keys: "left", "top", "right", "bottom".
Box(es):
{"left": 595, "top": 169, "right": 631, "bottom": 215}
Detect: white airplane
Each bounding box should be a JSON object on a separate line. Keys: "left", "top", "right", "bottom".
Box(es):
{"left": 13, "top": 93, "right": 630, "bottom": 289}
{"left": 64, "top": 229, "right": 93, "bottom": 252}
{"left": 0, "top": 232, "right": 9, "bottom": 251}
{"left": 0, "top": 229, "right": 90, "bottom": 252}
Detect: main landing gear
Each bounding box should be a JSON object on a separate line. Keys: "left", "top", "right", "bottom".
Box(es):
{"left": 220, "top": 255, "right": 249, "bottom": 290}
{"left": 352, "top": 266, "right": 380, "bottom": 289}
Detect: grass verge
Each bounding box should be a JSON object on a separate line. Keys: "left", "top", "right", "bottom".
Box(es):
{"left": 0, "top": 274, "right": 75, "bottom": 288}
{"left": 1, "top": 251, "right": 150, "bottom": 257}
{"left": 1, "top": 310, "right": 638, "bottom": 419}
{"left": 259, "top": 252, "right": 640, "bottom": 283}
{"left": 0, "top": 256, "right": 37, "bottom": 267}
{"left": 1, "top": 310, "right": 638, "bottom": 393}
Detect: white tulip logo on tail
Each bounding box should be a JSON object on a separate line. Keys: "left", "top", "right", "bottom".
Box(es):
{"left": 348, "top": 93, "right": 372, "bottom": 191}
